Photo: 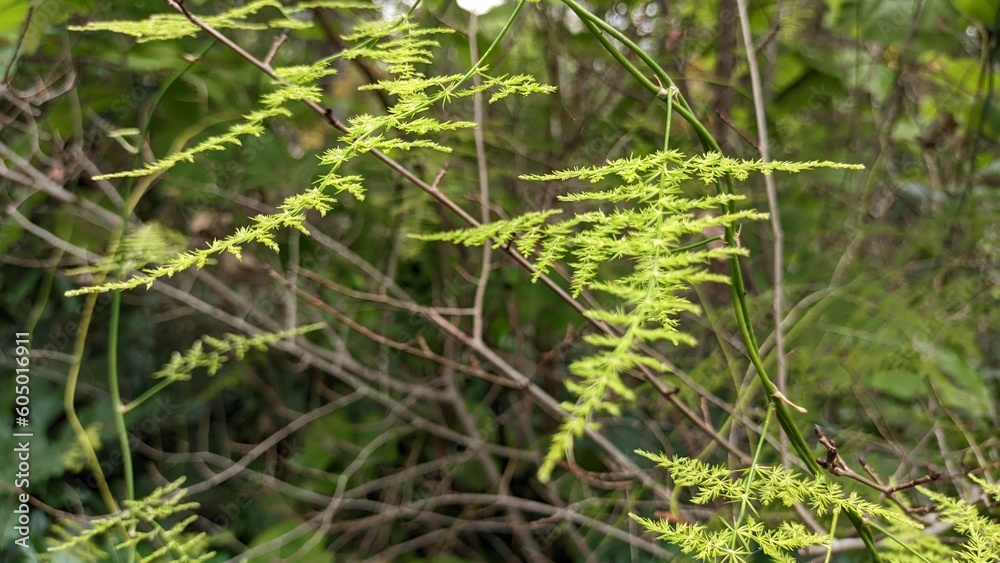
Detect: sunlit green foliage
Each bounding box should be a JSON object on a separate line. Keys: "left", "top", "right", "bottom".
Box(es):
{"left": 421, "top": 151, "right": 859, "bottom": 480}
{"left": 155, "top": 323, "right": 325, "bottom": 383}
{"left": 69, "top": 0, "right": 371, "bottom": 43}
{"left": 48, "top": 479, "right": 213, "bottom": 562}
{"left": 917, "top": 477, "right": 1000, "bottom": 562}
{"left": 66, "top": 14, "right": 552, "bottom": 296}
{"left": 3, "top": 0, "right": 998, "bottom": 561}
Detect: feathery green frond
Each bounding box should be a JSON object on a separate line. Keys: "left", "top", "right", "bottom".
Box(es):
{"left": 631, "top": 453, "right": 913, "bottom": 562}
{"left": 422, "top": 149, "right": 863, "bottom": 482}
{"left": 48, "top": 478, "right": 214, "bottom": 562}
{"left": 70, "top": 1, "right": 371, "bottom": 43}
{"left": 339, "top": 20, "right": 452, "bottom": 78}
{"left": 65, "top": 223, "right": 188, "bottom": 278}
{"left": 65, "top": 188, "right": 336, "bottom": 295}
{"left": 69, "top": 14, "right": 553, "bottom": 298}
{"left": 154, "top": 324, "right": 325, "bottom": 383}
{"left": 70, "top": 1, "right": 283, "bottom": 42}
{"left": 274, "top": 63, "right": 338, "bottom": 85}
{"left": 359, "top": 73, "right": 465, "bottom": 97}
{"left": 412, "top": 210, "right": 563, "bottom": 248}
{"left": 91, "top": 107, "right": 287, "bottom": 180}
{"left": 970, "top": 475, "right": 1000, "bottom": 503}
{"left": 484, "top": 74, "right": 558, "bottom": 103}
{"left": 919, "top": 482, "right": 1000, "bottom": 562}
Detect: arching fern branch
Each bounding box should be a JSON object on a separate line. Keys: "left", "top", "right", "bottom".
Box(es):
{"left": 68, "top": 0, "right": 372, "bottom": 43}
{"left": 65, "top": 11, "right": 551, "bottom": 296}
{"left": 122, "top": 323, "right": 326, "bottom": 414}
{"left": 416, "top": 152, "right": 861, "bottom": 480}
{"left": 85, "top": 60, "right": 342, "bottom": 182}
{"left": 48, "top": 478, "right": 213, "bottom": 563}
{"left": 154, "top": 323, "right": 325, "bottom": 384}
{"left": 64, "top": 222, "right": 188, "bottom": 279}
{"left": 630, "top": 454, "right": 915, "bottom": 563}
{"left": 916, "top": 476, "right": 1000, "bottom": 562}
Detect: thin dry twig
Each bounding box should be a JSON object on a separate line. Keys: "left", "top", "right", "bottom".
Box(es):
{"left": 469, "top": 12, "right": 492, "bottom": 345}
{"left": 814, "top": 426, "right": 941, "bottom": 500}
{"left": 263, "top": 28, "right": 291, "bottom": 66}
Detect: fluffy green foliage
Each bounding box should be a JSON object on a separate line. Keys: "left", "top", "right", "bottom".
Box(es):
{"left": 91, "top": 111, "right": 287, "bottom": 182}
{"left": 340, "top": 19, "right": 455, "bottom": 78}
{"left": 419, "top": 150, "right": 860, "bottom": 481}
{"left": 629, "top": 516, "right": 823, "bottom": 563}
{"left": 89, "top": 58, "right": 338, "bottom": 181}
{"left": 68, "top": 1, "right": 371, "bottom": 43}
{"left": 65, "top": 223, "right": 188, "bottom": 278}
{"left": 16, "top": 1, "right": 999, "bottom": 561}
{"left": 483, "top": 73, "right": 558, "bottom": 103}
{"left": 880, "top": 516, "right": 956, "bottom": 563}
{"left": 630, "top": 453, "right": 912, "bottom": 562}
{"left": 413, "top": 209, "right": 563, "bottom": 250}
{"left": 65, "top": 187, "right": 338, "bottom": 295}
{"left": 61, "top": 422, "right": 104, "bottom": 474}
{"left": 634, "top": 455, "right": 1000, "bottom": 562}
{"left": 640, "top": 453, "right": 908, "bottom": 522}
{"left": 66, "top": 15, "right": 552, "bottom": 297}
{"left": 48, "top": 478, "right": 213, "bottom": 562}
{"left": 917, "top": 476, "right": 1000, "bottom": 562}
{"left": 155, "top": 323, "right": 325, "bottom": 383}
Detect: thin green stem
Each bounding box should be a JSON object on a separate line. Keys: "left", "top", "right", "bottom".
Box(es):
{"left": 866, "top": 520, "right": 933, "bottom": 563}
{"left": 64, "top": 292, "right": 125, "bottom": 522}
{"left": 731, "top": 403, "right": 774, "bottom": 552}
{"left": 668, "top": 235, "right": 724, "bottom": 255}
{"left": 98, "top": 39, "right": 216, "bottom": 561}
{"left": 122, "top": 378, "right": 173, "bottom": 414}
{"left": 823, "top": 509, "right": 840, "bottom": 563}
{"left": 559, "top": 0, "right": 678, "bottom": 100}
{"left": 575, "top": 16, "right": 658, "bottom": 95}
{"left": 462, "top": 0, "right": 526, "bottom": 81}
{"left": 107, "top": 292, "right": 133, "bottom": 517}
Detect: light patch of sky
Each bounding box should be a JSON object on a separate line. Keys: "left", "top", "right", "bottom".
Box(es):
{"left": 606, "top": 5, "right": 628, "bottom": 31}
{"left": 379, "top": 0, "right": 659, "bottom": 38}
{"left": 456, "top": 0, "right": 509, "bottom": 15}
{"left": 380, "top": 0, "right": 417, "bottom": 21}
{"left": 607, "top": 2, "right": 661, "bottom": 36}
{"left": 562, "top": 4, "right": 585, "bottom": 34}
{"left": 380, "top": 0, "right": 508, "bottom": 19}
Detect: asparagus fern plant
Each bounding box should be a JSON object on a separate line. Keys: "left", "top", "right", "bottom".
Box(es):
{"left": 47, "top": 1, "right": 1000, "bottom": 562}
{"left": 416, "top": 117, "right": 862, "bottom": 481}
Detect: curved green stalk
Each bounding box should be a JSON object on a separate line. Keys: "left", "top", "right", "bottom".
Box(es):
{"left": 866, "top": 520, "right": 933, "bottom": 563}
{"left": 561, "top": 1, "right": 881, "bottom": 558}
{"left": 100, "top": 40, "right": 217, "bottom": 561}
{"left": 64, "top": 291, "right": 122, "bottom": 515}
{"left": 107, "top": 294, "right": 137, "bottom": 562}
{"left": 824, "top": 509, "right": 840, "bottom": 563}
{"left": 121, "top": 378, "right": 173, "bottom": 414}
{"left": 464, "top": 0, "right": 527, "bottom": 81}
{"left": 61, "top": 43, "right": 219, "bottom": 561}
